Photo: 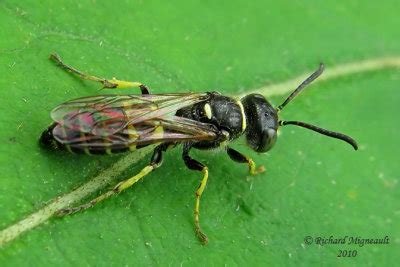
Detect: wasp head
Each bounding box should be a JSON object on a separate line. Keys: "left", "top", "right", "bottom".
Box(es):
{"left": 240, "top": 63, "right": 358, "bottom": 153}
{"left": 241, "top": 94, "right": 278, "bottom": 153}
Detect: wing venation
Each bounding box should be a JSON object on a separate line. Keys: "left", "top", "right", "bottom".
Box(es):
{"left": 51, "top": 93, "right": 220, "bottom": 149}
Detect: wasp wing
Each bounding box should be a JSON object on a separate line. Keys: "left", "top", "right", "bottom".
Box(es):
{"left": 52, "top": 115, "right": 219, "bottom": 151}
{"left": 51, "top": 93, "right": 209, "bottom": 137}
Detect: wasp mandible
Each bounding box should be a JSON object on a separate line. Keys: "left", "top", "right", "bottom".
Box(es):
{"left": 40, "top": 54, "right": 357, "bottom": 244}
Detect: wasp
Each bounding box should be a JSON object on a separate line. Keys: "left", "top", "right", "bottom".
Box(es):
{"left": 40, "top": 53, "right": 358, "bottom": 244}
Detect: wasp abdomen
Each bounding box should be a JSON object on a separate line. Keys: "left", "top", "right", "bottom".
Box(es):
{"left": 39, "top": 123, "right": 61, "bottom": 150}
{"left": 39, "top": 123, "right": 132, "bottom": 155}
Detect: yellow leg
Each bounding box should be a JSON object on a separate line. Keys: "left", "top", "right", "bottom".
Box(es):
{"left": 49, "top": 53, "right": 149, "bottom": 93}
{"left": 56, "top": 165, "right": 155, "bottom": 216}
{"left": 194, "top": 167, "right": 209, "bottom": 244}
{"left": 247, "top": 158, "right": 265, "bottom": 175}
{"left": 227, "top": 147, "right": 265, "bottom": 175}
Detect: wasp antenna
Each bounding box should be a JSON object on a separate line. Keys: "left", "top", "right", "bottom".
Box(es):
{"left": 279, "top": 120, "right": 358, "bottom": 150}
{"left": 277, "top": 63, "right": 324, "bottom": 112}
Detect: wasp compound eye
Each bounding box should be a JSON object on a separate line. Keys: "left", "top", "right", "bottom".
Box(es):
{"left": 241, "top": 94, "right": 278, "bottom": 153}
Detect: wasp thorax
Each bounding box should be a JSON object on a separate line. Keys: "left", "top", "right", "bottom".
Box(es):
{"left": 241, "top": 94, "right": 278, "bottom": 153}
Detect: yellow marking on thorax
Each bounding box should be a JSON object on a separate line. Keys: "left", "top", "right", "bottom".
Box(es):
{"left": 237, "top": 101, "right": 247, "bottom": 132}
{"left": 204, "top": 103, "right": 212, "bottom": 119}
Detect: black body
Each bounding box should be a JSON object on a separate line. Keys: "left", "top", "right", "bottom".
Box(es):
{"left": 41, "top": 55, "right": 358, "bottom": 245}
{"left": 176, "top": 93, "right": 249, "bottom": 149}
{"left": 40, "top": 92, "right": 280, "bottom": 154}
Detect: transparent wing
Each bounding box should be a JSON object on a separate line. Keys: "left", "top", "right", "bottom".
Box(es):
{"left": 51, "top": 93, "right": 209, "bottom": 137}
{"left": 52, "top": 115, "right": 219, "bottom": 150}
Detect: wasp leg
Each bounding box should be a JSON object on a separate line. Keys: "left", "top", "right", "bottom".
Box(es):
{"left": 227, "top": 147, "right": 265, "bottom": 175}
{"left": 56, "top": 145, "right": 165, "bottom": 216}
{"left": 183, "top": 144, "right": 209, "bottom": 244}
{"left": 49, "top": 53, "right": 150, "bottom": 94}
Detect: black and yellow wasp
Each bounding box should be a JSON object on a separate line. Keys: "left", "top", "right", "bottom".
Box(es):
{"left": 40, "top": 54, "right": 357, "bottom": 244}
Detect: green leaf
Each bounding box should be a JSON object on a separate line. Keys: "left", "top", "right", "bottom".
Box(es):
{"left": 0, "top": 1, "right": 399, "bottom": 266}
